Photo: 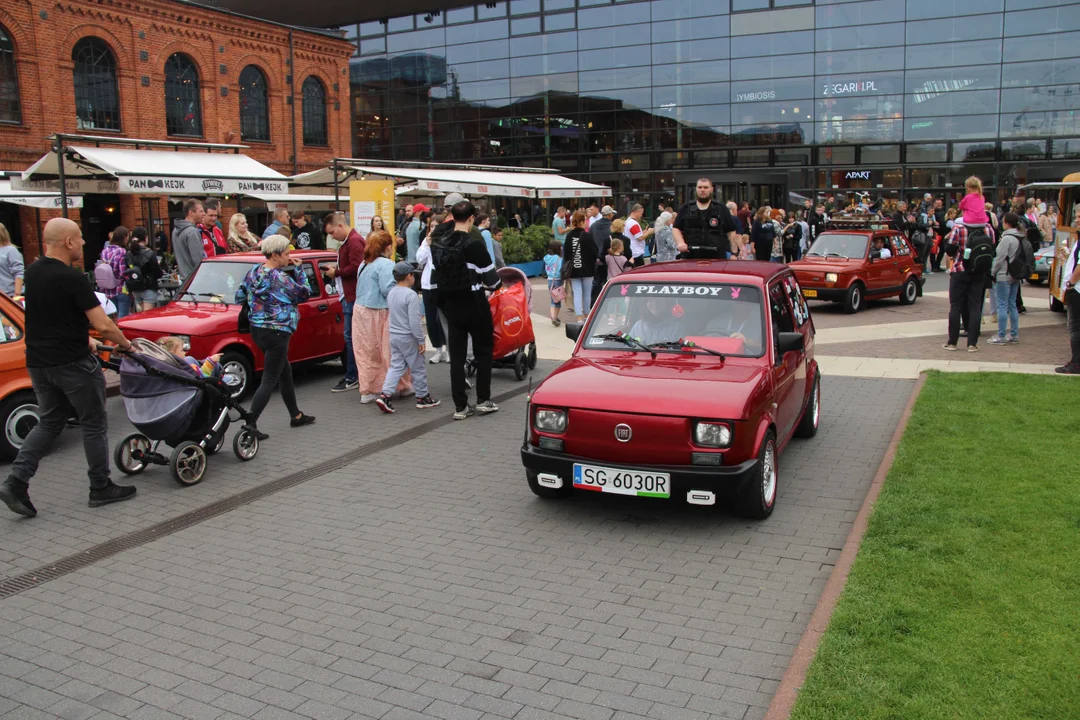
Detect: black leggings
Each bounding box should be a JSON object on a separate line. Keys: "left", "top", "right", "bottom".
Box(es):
{"left": 249, "top": 326, "right": 299, "bottom": 424}
{"left": 422, "top": 288, "right": 447, "bottom": 348}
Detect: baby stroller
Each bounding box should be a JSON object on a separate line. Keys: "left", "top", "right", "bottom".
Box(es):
{"left": 106, "top": 338, "right": 260, "bottom": 486}
{"left": 467, "top": 266, "right": 537, "bottom": 381}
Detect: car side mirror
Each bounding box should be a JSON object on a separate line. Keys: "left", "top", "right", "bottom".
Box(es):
{"left": 566, "top": 322, "right": 584, "bottom": 342}
{"left": 777, "top": 332, "right": 804, "bottom": 355}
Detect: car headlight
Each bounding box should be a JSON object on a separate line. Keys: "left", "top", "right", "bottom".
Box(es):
{"left": 176, "top": 335, "right": 191, "bottom": 351}
{"left": 534, "top": 409, "right": 568, "bottom": 433}
{"left": 825, "top": 273, "right": 838, "bottom": 283}
{"left": 694, "top": 422, "right": 732, "bottom": 448}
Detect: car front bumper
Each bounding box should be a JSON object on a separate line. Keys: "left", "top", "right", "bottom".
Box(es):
{"left": 799, "top": 286, "right": 848, "bottom": 302}
{"left": 521, "top": 443, "right": 759, "bottom": 496}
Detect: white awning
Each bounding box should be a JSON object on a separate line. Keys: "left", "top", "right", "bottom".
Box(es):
{"left": 17, "top": 146, "right": 289, "bottom": 196}
{"left": 1017, "top": 182, "right": 1080, "bottom": 191}
{"left": 250, "top": 193, "right": 345, "bottom": 211}
{"left": 291, "top": 163, "right": 612, "bottom": 199}
{"left": 0, "top": 178, "right": 83, "bottom": 209}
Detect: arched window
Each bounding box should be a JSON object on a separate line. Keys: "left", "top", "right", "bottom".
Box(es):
{"left": 0, "top": 24, "right": 20, "bottom": 124}
{"left": 239, "top": 65, "right": 269, "bottom": 142}
{"left": 72, "top": 37, "right": 120, "bottom": 130}
{"left": 164, "top": 53, "right": 202, "bottom": 137}
{"left": 301, "top": 76, "right": 328, "bottom": 147}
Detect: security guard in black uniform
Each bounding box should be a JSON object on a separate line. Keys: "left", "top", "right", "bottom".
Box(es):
{"left": 672, "top": 177, "right": 738, "bottom": 259}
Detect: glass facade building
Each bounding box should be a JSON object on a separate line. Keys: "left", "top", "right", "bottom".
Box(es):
{"left": 338, "top": 0, "right": 1080, "bottom": 212}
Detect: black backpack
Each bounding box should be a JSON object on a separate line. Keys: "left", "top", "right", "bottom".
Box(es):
{"left": 1019, "top": 216, "right": 1043, "bottom": 250}
{"left": 1007, "top": 233, "right": 1034, "bottom": 281}
{"left": 124, "top": 252, "right": 150, "bottom": 292}
{"left": 431, "top": 231, "right": 472, "bottom": 292}
{"left": 965, "top": 225, "right": 995, "bottom": 277}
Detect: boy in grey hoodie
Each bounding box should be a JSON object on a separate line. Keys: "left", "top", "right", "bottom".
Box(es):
{"left": 988, "top": 212, "right": 1026, "bottom": 344}
{"left": 375, "top": 262, "right": 441, "bottom": 414}
{"left": 172, "top": 199, "right": 205, "bottom": 281}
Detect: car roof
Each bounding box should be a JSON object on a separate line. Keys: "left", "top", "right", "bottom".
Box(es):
{"left": 205, "top": 249, "right": 334, "bottom": 261}
{"left": 817, "top": 229, "right": 894, "bottom": 236}
{"left": 612, "top": 260, "right": 788, "bottom": 286}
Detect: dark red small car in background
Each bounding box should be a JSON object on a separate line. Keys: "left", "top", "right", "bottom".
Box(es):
{"left": 521, "top": 261, "right": 820, "bottom": 519}
{"left": 119, "top": 251, "right": 345, "bottom": 397}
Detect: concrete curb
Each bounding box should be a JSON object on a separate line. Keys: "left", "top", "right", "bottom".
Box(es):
{"left": 763, "top": 372, "right": 928, "bottom": 720}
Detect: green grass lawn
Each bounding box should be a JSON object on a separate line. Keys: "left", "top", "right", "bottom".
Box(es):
{"left": 790, "top": 372, "right": 1080, "bottom": 720}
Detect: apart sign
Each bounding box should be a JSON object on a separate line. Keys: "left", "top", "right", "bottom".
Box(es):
{"left": 845, "top": 171, "right": 872, "bottom": 180}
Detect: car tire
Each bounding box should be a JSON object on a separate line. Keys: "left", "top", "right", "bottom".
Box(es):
{"left": 795, "top": 372, "right": 821, "bottom": 439}
{"left": 735, "top": 431, "right": 777, "bottom": 520}
{"left": 0, "top": 391, "right": 39, "bottom": 462}
{"left": 843, "top": 283, "right": 863, "bottom": 314}
{"left": 1027, "top": 278, "right": 1043, "bottom": 286}
{"left": 526, "top": 469, "right": 571, "bottom": 499}
{"left": 219, "top": 351, "right": 254, "bottom": 400}
{"left": 1051, "top": 295, "right": 1065, "bottom": 313}
{"left": 898, "top": 277, "right": 918, "bottom": 305}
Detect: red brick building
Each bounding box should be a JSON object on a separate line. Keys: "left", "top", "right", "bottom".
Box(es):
{"left": 0, "top": 0, "right": 353, "bottom": 261}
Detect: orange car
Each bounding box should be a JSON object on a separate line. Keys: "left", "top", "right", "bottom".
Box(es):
{"left": 0, "top": 292, "right": 37, "bottom": 461}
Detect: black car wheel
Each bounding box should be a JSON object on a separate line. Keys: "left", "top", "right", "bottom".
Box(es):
{"left": 843, "top": 283, "right": 863, "bottom": 314}
{"left": 735, "top": 431, "right": 777, "bottom": 520}
{"left": 795, "top": 372, "right": 821, "bottom": 439}
{"left": 899, "top": 277, "right": 918, "bottom": 306}
{"left": 0, "top": 391, "right": 39, "bottom": 462}
{"left": 219, "top": 351, "right": 254, "bottom": 400}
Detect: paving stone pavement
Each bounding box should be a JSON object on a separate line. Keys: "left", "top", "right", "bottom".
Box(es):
{"left": 0, "top": 375, "right": 913, "bottom": 720}
{"left": 0, "top": 359, "right": 557, "bottom": 582}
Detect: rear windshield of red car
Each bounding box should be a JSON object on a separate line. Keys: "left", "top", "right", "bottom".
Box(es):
{"left": 805, "top": 233, "right": 869, "bottom": 260}
{"left": 586, "top": 283, "right": 765, "bottom": 358}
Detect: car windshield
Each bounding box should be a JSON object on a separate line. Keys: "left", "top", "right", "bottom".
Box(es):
{"left": 805, "top": 233, "right": 868, "bottom": 259}
{"left": 181, "top": 261, "right": 259, "bottom": 304}
{"left": 586, "top": 283, "right": 765, "bottom": 358}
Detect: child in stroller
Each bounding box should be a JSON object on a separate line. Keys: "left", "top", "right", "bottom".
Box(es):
{"left": 108, "top": 338, "right": 261, "bottom": 486}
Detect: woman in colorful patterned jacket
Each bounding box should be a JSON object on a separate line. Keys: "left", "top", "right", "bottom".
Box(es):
{"left": 99, "top": 226, "right": 132, "bottom": 318}
{"left": 235, "top": 234, "right": 316, "bottom": 440}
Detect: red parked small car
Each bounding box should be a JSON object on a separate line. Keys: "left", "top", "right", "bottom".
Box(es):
{"left": 118, "top": 251, "right": 345, "bottom": 398}
{"left": 521, "top": 261, "right": 819, "bottom": 519}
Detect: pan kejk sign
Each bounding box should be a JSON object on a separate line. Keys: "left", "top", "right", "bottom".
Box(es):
{"left": 119, "top": 176, "right": 288, "bottom": 195}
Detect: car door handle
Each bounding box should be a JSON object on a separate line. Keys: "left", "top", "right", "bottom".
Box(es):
{"left": 316, "top": 304, "right": 329, "bottom": 312}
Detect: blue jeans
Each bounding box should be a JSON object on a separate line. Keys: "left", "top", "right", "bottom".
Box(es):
{"left": 570, "top": 276, "right": 594, "bottom": 317}
{"left": 113, "top": 292, "right": 131, "bottom": 319}
{"left": 341, "top": 298, "right": 358, "bottom": 383}
{"left": 994, "top": 280, "right": 1020, "bottom": 340}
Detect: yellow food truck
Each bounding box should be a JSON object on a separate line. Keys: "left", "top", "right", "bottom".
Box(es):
{"left": 1019, "top": 173, "right": 1080, "bottom": 313}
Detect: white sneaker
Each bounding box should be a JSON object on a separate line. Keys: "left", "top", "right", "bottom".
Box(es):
{"left": 439, "top": 347, "right": 450, "bottom": 363}
{"left": 429, "top": 349, "right": 441, "bottom": 364}
{"left": 360, "top": 394, "right": 377, "bottom": 404}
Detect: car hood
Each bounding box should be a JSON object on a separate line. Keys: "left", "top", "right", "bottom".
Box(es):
{"left": 118, "top": 302, "right": 238, "bottom": 336}
{"left": 533, "top": 355, "right": 770, "bottom": 420}
{"left": 789, "top": 257, "right": 864, "bottom": 274}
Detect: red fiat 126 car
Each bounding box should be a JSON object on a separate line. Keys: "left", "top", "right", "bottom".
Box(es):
{"left": 521, "top": 261, "right": 819, "bottom": 519}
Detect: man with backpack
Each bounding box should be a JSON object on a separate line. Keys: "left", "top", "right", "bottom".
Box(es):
{"left": 943, "top": 220, "right": 996, "bottom": 352}
{"left": 432, "top": 201, "right": 502, "bottom": 421}
{"left": 987, "top": 213, "right": 1031, "bottom": 345}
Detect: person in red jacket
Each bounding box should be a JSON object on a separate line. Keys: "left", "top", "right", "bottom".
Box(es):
{"left": 323, "top": 212, "right": 366, "bottom": 392}
{"left": 199, "top": 198, "right": 228, "bottom": 256}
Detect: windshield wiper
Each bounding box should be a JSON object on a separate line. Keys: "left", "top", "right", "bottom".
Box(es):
{"left": 178, "top": 292, "right": 227, "bottom": 306}
{"left": 825, "top": 252, "right": 849, "bottom": 259}
{"left": 595, "top": 332, "right": 656, "bottom": 358}
{"left": 177, "top": 291, "right": 200, "bottom": 306}
{"left": 805, "top": 251, "right": 823, "bottom": 257}
{"left": 647, "top": 339, "right": 725, "bottom": 361}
